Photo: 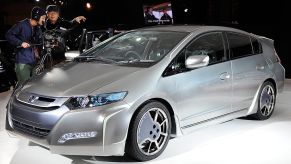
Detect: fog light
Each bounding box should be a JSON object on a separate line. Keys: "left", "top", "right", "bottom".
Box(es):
{"left": 58, "top": 131, "right": 97, "bottom": 143}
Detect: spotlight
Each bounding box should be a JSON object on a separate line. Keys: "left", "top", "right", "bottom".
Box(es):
{"left": 86, "top": 2, "right": 92, "bottom": 9}
{"left": 184, "top": 8, "right": 188, "bottom": 13}
{"left": 35, "top": 0, "right": 40, "bottom": 2}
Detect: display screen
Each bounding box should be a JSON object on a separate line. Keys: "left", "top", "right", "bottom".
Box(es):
{"left": 143, "top": 2, "right": 174, "bottom": 25}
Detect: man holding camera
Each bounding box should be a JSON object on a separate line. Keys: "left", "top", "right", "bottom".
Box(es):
{"left": 5, "top": 6, "right": 46, "bottom": 84}
{"left": 44, "top": 5, "right": 86, "bottom": 64}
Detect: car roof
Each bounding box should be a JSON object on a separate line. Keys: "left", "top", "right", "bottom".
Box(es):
{"left": 136, "top": 25, "right": 252, "bottom": 35}
{"left": 138, "top": 25, "right": 203, "bottom": 32}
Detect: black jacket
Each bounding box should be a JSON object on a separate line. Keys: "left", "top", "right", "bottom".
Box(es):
{"left": 43, "top": 18, "right": 78, "bottom": 60}
{"left": 160, "top": 13, "right": 172, "bottom": 25}
{"left": 44, "top": 17, "right": 77, "bottom": 31}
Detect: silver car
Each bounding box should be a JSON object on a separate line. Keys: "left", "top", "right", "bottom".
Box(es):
{"left": 6, "top": 26, "right": 285, "bottom": 161}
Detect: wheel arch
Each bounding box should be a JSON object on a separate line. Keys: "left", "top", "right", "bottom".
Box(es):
{"left": 129, "top": 98, "right": 179, "bottom": 138}
{"left": 247, "top": 78, "right": 277, "bottom": 115}
{"left": 264, "top": 78, "right": 277, "bottom": 95}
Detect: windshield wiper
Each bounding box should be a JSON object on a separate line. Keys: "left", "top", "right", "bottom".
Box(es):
{"left": 74, "top": 56, "right": 117, "bottom": 64}
{"left": 117, "top": 59, "right": 154, "bottom": 64}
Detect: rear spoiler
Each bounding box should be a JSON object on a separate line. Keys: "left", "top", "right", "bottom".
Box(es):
{"left": 253, "top": 34, "right": 274, "bottom": 45}
{"left": 255, "top": 35, "right": 281, "bottom": 63}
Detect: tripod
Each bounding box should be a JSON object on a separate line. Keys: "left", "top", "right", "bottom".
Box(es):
{"left": 33, "top": 29, "right": 64, "bottom": 75}
{"left": 33, "top": 46, "right": 53, "bottom": 75}
{"left": 32, "top": 27, "right": 79, "bottom": 75}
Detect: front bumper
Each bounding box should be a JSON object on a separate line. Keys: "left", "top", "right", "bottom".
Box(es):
{"left": 6, "top": 96, "right": 132, "bottom": 156}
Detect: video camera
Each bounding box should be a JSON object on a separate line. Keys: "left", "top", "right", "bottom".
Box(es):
{"left": 43, "top": 28, "right": 67, "bottom": 49}
{"left": 33, "top": 28, "right": 68, "bottom": 75}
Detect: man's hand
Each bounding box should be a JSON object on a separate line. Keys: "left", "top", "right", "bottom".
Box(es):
{"left": 74, "top": 16, "right": 86, "bottom": 23}
{"left": 21, "top": 42, "right": 30, "bottom": 48}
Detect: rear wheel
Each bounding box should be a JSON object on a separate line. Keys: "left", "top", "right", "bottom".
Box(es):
{"left": 125, "top": 101, "right": 171, "bottom": 161}
{"left": 253, "top": 81, "right": 276, "bottom": 120}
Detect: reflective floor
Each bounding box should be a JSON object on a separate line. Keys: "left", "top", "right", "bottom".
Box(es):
{"left": 1, "top": 80, "right": 291, "bottom": 164}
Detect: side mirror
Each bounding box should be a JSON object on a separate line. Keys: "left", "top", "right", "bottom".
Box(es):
{"left": 65, "top": 51, "right": 80, "bottom": 61}
{"left": 185, "top": 55, "right": 209, "bottom": 69}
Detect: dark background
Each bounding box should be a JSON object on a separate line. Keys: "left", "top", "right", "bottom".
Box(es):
{"left": 0, "top": 0, "right": 290, "bottom": 77}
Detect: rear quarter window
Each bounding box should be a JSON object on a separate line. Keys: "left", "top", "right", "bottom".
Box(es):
{"left": 227, "top": 32, "right": 253, "bottom": 59}
{"left": 251, "top": 37, "right": 263, "bottom": 54}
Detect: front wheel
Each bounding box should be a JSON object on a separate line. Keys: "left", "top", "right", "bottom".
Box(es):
{"left": 252, "top": 81, "right": 276, "bottom": 120}
{"left": 125, "top": 101, "right": 171, "bottom": 161}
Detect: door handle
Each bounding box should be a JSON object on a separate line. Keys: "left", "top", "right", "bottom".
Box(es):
{"left": 219, "top": 72, "right": 231, "bottom": 80}
{"left": 256, "top": 65, "right": 265, "bottom": 70}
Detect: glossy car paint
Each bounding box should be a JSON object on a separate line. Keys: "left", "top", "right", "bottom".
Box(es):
{"left": 6, "top": 26, "right": 285, "bottom": 156}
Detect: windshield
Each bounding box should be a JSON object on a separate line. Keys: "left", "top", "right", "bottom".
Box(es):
{"left": 78, "top": 31, "right": 188, "bottom": 66}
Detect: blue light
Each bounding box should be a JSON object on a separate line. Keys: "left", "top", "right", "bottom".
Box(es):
{"left": 107, "top": 92, "right": 127, "bottom": 101}
{"left": 91, "top": 92, "right": 127, "bottom": 106}
{"left": 71, "top": 91, "right": 127, "bottom": 109}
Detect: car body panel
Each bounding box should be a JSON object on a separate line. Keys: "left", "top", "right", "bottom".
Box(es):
{"left": 5, "top": 25, "right": 285, "bottom": 157}
{"left": 25, "top": 62, "right": 142, "bottom": 97}
{"left": 164, "top": 61, "right": 232, "bottom": 127}
{"left": 230, "top": 54, "right": 270, "bottom": 112}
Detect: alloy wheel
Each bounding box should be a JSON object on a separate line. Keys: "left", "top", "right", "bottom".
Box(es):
{"left": 259, "top": 85, "right": 275, "bottom": 116}
{"left": 137, "top": 107, "right": 169, "bottom": 156}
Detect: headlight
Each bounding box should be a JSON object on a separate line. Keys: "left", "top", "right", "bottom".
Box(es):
{"left": 68, "top": 91, "right": 127, "bottom": 109}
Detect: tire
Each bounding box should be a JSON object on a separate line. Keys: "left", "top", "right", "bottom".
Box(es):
{"left": 125, "top": 101, "right": 171, "bottom": 161}
{"left": 252, "top": 81, "right": 276, "bottom": 120}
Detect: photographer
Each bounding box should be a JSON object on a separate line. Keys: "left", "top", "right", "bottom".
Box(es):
{"left": 44, "top": 5, "right": 86, "bottom": 64}
{"left": 5, "top": 6, "right": 46, "bottom": 84}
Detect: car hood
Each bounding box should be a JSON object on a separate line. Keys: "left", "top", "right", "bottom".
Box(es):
{"left": 21, "top": 62, "right": 142, "bottom": 97}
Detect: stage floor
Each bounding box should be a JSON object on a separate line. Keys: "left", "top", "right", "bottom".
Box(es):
{"left": 1, "top": 80, "right": 291, "bottom": 164}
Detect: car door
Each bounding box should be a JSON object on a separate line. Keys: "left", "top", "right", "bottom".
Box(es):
{"left": 163, "top": 32, "right": 232, "bottom": 128}
{"left": 226, "top": 32, "right": 268, "bottom": 112}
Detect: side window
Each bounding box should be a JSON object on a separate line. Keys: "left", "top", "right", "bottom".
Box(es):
{"left": 185, "top": 32, "right": 226, "bottom": 65}
{"left": 163, "top": 32, "right": 226, "bottom": 77}
{"left": 251, "top": 37, "right": 263, "bottom": 54}
{"left": 227, "top": 32, "right": 253, "bottom": 59}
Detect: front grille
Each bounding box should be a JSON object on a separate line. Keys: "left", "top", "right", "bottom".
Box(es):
{"left": 15, "top": 99, "right": 59, "bottom": 111}
{"left": 12, "top": 119, "right": 51, "bottom": 138}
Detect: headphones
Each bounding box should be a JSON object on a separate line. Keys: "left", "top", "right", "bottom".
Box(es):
{"left": 31, "top": 6, "right": 46, "bottom": 21}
